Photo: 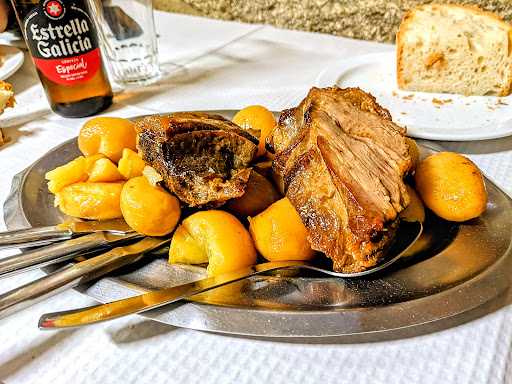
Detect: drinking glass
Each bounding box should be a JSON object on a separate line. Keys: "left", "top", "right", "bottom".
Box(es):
{"left": 88, "top": 0, "right": 161, "bottom": 87}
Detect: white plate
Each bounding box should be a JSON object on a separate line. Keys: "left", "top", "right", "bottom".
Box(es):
{"left": 0, "top": 45, "right": 24, "bottom": 81}
{"left": 316, "top": 52, "right": 512, "bottom": 141}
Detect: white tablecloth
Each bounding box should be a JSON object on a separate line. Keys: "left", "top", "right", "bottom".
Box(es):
{"left": 0, "top": 11, "right": 511, "bottom": 384}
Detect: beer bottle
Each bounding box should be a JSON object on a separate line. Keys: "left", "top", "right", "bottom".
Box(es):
{"left": 10, "top": 0, "right": 113, "bottom": 118}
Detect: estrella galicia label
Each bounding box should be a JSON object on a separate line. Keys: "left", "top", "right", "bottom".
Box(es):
{"left": 24, "top": 1, "right": 102, "bottom": 85}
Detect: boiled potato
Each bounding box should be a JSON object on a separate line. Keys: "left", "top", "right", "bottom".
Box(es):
{"left": 252, "top": 160, "right": 273, "bottom": 180}
{"left": 88, "top": 158, "right": 123, "bottom": 182}
{"left": 226, "top": 171, "right": 282, "bottom": 218}
{"left": 84, "top": 154, "right": 107, "bottom": 174}
{"left": 399, "top": 185, "right": 425, "bottom": 223}
{"left": 405, "top": 137, "right": 420, "bottom": 173}
{"left": 248, "top": 197, "right": 316, "bottom": 261}
{"left": 45, "top": 156, "right": 88, "bottom": 194}
{"left": 414, "top": 152, "right": 487, "bottom": 222}
{"left": 168, "top": 225, "right": 208, "bottom": 265}
{"left": 120, "top": 176, "right": 181, "bottom": 236}
{"left": 54, "top": 181, "right": 125, "bottom": 220}
{"left": 169, "top": 210, "right": 257, "bottom": 277}
{"left": 233, "top": 105, "right": 276, "bottom": 158}
{"left": 118, "top": 148, "right": 145, "bottom": 180}
{"left": 78, "top": 117, "right": 137, "bottom": 162}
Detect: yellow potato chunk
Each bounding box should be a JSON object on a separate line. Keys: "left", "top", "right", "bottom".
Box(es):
{"left": 169, "top": 210, "right": 257, "bottom": 277}
{"left": 78, "top": 117, "right": 137, "bottom": 162}
{"left": 84, "top": 154, "right": 107, "bottom": 174}
{"left": 54, "top": 181, "right": 124, "bottom": 220}
{"left": 118, "top": 148, "right": 146, "bottom": 180}
{"left": 88, "top": 158, "right": 123, "bottom": 182}
{"left": 120, "top": 176, "right": 181, "bottom": 236}
{"left": 226, "top": 171, "right": 282, "bottom": 218}
{"left": 399, "top": 185, "right": 425, "bottom": 223}
{"left": 233, "top": 105, "right": 276, "bottom": 158}
{"left": 248, "top": 197, "right": 316, "bottom": 261}
{"left": 142, "top": 165, "right": 163, "bottom": 186}
{"left": 415, "top": 152, "right": 488, "bottom": 222}
{"left": 45, "top": 156, "right": 88, "bottom": 194}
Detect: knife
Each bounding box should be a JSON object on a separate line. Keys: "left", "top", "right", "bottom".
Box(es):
{"left": 0, "top": 230, "right": 143, "bottom": 279}
{"left": 37, "top": 260, "right": 312, "bottom": 329}
{"left": 0, "top": 219, "right": 134, "bottom": 250}
{"left": 0, "top": 235, "right": 171, "bottom": 320}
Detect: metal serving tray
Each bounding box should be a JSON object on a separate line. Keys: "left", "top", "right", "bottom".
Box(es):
{"left": 4, "top": 111, "right": 512, "bottom": 337}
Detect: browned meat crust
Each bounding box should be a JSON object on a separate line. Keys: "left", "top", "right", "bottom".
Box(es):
{"left": 268, "top": 86, "right": 411, "bottom": 273}
{"left": 136, "top": 112, "right": 258, "bottom": 208}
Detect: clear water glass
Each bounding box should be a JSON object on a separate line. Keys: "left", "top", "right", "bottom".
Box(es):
{"left": 88, "top": 0, "right": 161, "bottom": 87}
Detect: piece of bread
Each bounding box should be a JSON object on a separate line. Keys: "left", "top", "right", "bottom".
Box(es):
{"left": 396, "top": 4, "right": 512, "bottom": 96}
{"left": 0, "top": 80, "right": 15, "bottom": 146}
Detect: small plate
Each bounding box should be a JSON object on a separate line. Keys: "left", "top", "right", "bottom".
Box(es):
{"left": 0, "top": 45, "right": 24, "bottom": 80}
{"left": 316, "top": 52, "right": 512, "bottom": 141}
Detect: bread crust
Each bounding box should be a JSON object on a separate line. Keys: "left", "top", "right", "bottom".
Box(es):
{"left": 396, "top": 4, "right": 512, "bottom": 96}
{"left": 0, "top": 80, "right": 14, "bottom": 147}
{"left": 0, "top": 80, "right": 14, "bottom": 111}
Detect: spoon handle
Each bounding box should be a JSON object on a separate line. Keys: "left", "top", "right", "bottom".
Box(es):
{"left": 0, "top": 231, "right": 142, "bottom": 279}
{"left": 38, "top": 260, "right": 311, "bottom": 329}
{"left": 0, "top": 225, "right": 72, "bottom": 250}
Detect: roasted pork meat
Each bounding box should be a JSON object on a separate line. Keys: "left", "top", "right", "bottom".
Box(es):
{"left": 268, "top": 86, "right": 411, "bottom": 273}
{"left": 136, "top": 112, "right": 258, "bottom": 208}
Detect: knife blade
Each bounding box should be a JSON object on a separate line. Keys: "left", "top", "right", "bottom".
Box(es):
{"left": 0, "top": 235, "right": 171, "bottom": 320}
{"left": 37, "top": 260, "right": 311, "bottom": 329}
{"left": 0, "top": 230, "right": 143, "bottom": 279}
{"left": 0, "top": 219, "right": 134, "bottom": 250}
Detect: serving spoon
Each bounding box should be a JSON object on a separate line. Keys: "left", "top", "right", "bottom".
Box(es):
{"left": 39, "top": 221, "right": 422, "bottom": 329}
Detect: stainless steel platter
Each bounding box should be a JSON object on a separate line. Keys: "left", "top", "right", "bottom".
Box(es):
{"left": 4, "top": 110, "right": 512, "bottom": 337}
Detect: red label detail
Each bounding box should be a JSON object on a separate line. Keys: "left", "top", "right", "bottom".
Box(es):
{"left": 33, "top": 48, "right": 101, "bottom": 85}
{"left": 46, "top": 1, "right": 62, "bottom": 17}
